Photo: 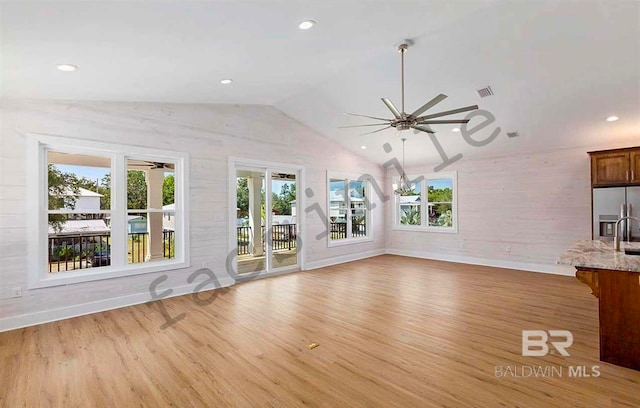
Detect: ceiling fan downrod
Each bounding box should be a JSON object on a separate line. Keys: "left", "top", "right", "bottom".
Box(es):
{"left": 399, "top": 43, "right": 408, "bottom": 117}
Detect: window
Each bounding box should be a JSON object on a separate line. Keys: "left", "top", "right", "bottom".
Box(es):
{"left": 394, "top": 171, "right": 457, "bottom": 233}
{"left": 28, "top": 135, "right": 189, "bottom": 288}
{"left": 327, "top": 172, "right": 371, "bottom": 246}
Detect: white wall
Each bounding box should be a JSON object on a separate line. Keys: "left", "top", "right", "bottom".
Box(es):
{"left": 385, "top": 145, "right": 597, "bottom": 274}
{"left": 0, "top": 99, "right": 385, "bottom": 330}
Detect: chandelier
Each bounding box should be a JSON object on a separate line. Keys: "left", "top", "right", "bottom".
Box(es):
{"left": 392, "top": 138, "right": 415, "bottom": 195}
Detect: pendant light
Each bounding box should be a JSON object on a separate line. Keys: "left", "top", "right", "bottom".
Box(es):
{"left": 392, "top": 138, "right": 415, "bottom": 195}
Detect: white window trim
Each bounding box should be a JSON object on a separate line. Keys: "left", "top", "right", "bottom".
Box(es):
{"left": 27, "top": 134, "right": 190, "bottom": 289}
{"left": 326, "top": 171, "right": 373, "bottom": 247}
{"left": 393, "top": 171, "right": 458, "bottom": 234}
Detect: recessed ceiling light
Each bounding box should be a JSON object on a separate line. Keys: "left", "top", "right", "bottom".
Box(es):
{"left": 220, "top": 79, "right": 233, "bottom": 85}
{"left": 606, "top": 115, "right": 619, "bottom": 122}
{"left": 452, "top": 128, "right": 460, "bottom": 132}
{"left": 298, "top": 20, "right": 316, "bottom": 30}
{"left": 360, "top": 145, "right": 367, "bottom": 150}
{"left": 56, "top": 64, "right": 78, "bottom": 72}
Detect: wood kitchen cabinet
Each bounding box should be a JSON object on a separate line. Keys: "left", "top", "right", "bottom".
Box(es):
{"left": 589, "top": 147, "right": 640, "bottom": 187}
{"left": 576, "top": 266, "right": 640, "bottom": 371}
{"left": 631, "top": 150, "right": 640, "bottom": 184}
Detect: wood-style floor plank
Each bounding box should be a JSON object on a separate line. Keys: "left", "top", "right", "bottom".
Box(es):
{"left": 1, "top": 255, "right": 639, "bottom": 407}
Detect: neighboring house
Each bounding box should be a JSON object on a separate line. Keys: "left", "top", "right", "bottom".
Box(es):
{"left": 49, "top": 188, "right": 106, "bottom": 237}
{"left": 102, "top": 206, "right": 176, "bottom": 234}
{"left": 63, "top": 187, "right": 102, "bottom": 211}
{"left": 291, "top": 192, "right": 365, "bottom": 223}
{"left": 48, "top": 219, "right": 110, "bottom": 237}
{"left": 328, "top": 190, "right": 365, "bottom": 222}
{"left": 399, "top": 195, "right": 420, "bottom": 208}
{"left": 128, "top": 215, "right": 148, "bottom": 234}
{"left": 48, "top": 219, "right": 110, "bottom": 259}
{"left": 272, "top": 215, "right": 295, "bottom": 225}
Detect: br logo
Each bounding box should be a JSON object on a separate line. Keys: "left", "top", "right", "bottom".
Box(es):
{"left": 522, "top": 330, "right": 573, "bottom": 357}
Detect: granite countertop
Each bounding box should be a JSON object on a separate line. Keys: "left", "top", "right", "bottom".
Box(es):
{"left": 557, "top": 240, "right": 640, "bottom": 272}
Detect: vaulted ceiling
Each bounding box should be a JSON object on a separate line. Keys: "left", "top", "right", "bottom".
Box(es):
{"left": 1, "top": 1, "right": 638, "bottom": 166}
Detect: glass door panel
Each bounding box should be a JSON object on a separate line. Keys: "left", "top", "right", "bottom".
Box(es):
{"left": 269, "top": 171, "right": 298, "bottom": 270}
{"left": 236, "top": 166, "right": 266, "bottom": 275}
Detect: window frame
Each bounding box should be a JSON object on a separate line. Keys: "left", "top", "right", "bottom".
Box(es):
{"left": 326, "top": 171, "right": 373, "bottom": 247}
{"left": 27, "top": 134, "right": 190, "bottom": 289}
{"left": 393, "top": 171, "right": 458, "bottom": 234}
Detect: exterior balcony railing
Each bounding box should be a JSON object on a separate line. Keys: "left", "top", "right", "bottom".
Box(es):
{"left": 48, "top": 230, "right": 174, "bottom": 273}
{"left": 237, "top": 222, "right": 366, "bottom": 256}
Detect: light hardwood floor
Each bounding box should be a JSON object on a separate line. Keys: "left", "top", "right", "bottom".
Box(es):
{"left": 1, "top": 255, "right": 639, "bottom": 407}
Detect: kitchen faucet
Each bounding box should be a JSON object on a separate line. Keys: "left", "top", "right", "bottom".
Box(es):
{"left": 613, "top": 216, "right": 640, "bottom": 252}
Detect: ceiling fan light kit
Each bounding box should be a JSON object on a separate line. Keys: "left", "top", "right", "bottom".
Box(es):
{"left": 392, "top": 138, "right": 416, "bottom": 195}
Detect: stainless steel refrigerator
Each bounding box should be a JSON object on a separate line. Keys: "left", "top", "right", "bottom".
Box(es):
{"left": 593, "top": 186, "right": 640, "bottom": 241}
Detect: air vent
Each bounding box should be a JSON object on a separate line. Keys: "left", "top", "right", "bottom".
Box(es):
{"left": 506, "top": 131, "right": 520, "bottom": 138}
{"left": 476, "top": 86, "right": 494, "bottom": 98}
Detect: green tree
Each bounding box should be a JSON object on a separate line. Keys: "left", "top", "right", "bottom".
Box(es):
{"left": 99, "top": 173, "right": 111, "bottom": 210}
{"left": 427, "top": 186, "right": 452, "bottom": 202}
{"left": 48, "top": 165, "right": 79, "bottom": 232}
{"left": 99, "top": 172, "right": 171, "bottom": 210}
{"left": 272, "top": 183, "right": 296, "bottom": 215}
{"left": 127, "top": 170, "right": 147, "bottom": 209}
{"left": 236, "top": 178, "right": 249, "bottom": 216}
{"left": 163, "top": 174, "right": 175, "bottom": 206}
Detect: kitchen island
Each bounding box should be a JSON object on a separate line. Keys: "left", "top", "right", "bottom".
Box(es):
{"left": 558, "top": 240, "right": 640, "bottom": 371}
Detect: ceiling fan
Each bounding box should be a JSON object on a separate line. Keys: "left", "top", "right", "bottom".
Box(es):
{"left": 341, "top": 42, "right": 479, "bottom": 136}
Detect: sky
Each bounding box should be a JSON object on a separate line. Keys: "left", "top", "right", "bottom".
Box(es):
{"left": 56, "top": 164, "right": 109, "bottom": 185}
{"left": 427, "top": 179, "right": 452, "bottom": 189}
{"left": 54, "top": 164, "right": 173, "bottom": 185}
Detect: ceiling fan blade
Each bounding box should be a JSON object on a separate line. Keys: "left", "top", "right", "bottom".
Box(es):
{"left": 417, "top": 105, "right": 479, "bottom": 121}
{"left": 339, "top": 123, "right": 390, "bottom": 128}
{"left": 412, "top": 125, "right": 435, "bottom": 134}
{"left": 410, "top": 94, "right": 448, "bottom": 117}
{"left": 360, "top": 125, "right": 392, "bottom": 135}
{"left": 417, "top": 119, "right": 470, "bottom": 124}
{"left": 381, "top": 98, "right": 402, "bottom": 119}
{"left": 345, "top": 112, "right": 392, "bottom": 122}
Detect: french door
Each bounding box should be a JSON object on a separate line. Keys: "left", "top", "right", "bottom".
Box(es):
{"left": 232, "top": 161, "right": 301, "bottom": 275}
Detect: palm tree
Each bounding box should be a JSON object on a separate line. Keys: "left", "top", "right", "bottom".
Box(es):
{"left": 437, "top": 209, "right": 453, "bottom": 227}
{"left": 400, "top": 207, "right": 420, "bottom": 225}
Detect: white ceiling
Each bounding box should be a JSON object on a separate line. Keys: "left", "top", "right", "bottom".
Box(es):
{"left": 1, "top": 1, "right": 639, "bottom": 166}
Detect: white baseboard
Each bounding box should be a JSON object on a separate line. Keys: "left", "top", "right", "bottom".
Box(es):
{"left": 385, "top": 248, "right": 575, "bottom": 276}
{"left": 0, "top": 276, "right": 236, "bottom": 333}
{"left": 304, "top": 248, "right": 386, "bottom": 270}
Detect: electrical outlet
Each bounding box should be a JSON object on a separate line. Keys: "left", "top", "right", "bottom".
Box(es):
{"left": 214, "top": 214, "right": 225, "bottom": 222}
{"left": 505, "top": 245, "right": 512, "bottom": 254}
{"left": 11, "top": 287, "right": 22, "bottom": 298}
{"left": 459, "top": 240, "right": 465, "bottom": 249}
